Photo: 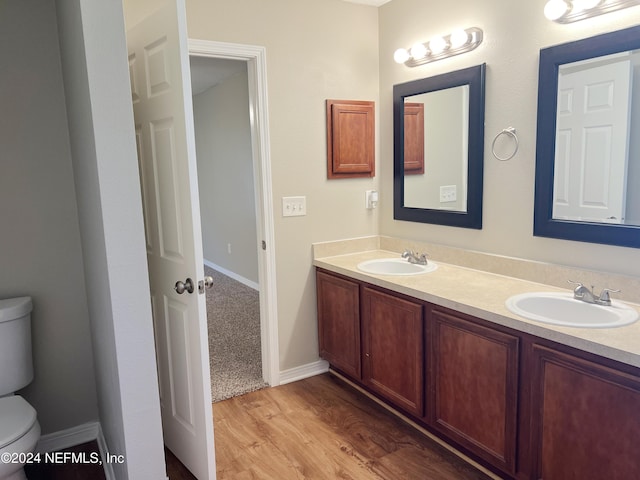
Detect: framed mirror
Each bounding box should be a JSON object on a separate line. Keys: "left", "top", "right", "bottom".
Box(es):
{"left": 534, "top": 25, "right": 640, "bottom": 248}
{"left": 393, "top": 64, "right": 485, "bottom": 228}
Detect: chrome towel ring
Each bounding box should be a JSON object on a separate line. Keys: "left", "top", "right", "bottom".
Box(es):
{"left": 491, "top": 127, "right": 519, "bottom": 161}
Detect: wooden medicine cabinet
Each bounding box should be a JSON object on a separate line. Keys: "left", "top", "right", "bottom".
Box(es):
{"left": 326, "top": 99, "right": 375, "bottom": 179}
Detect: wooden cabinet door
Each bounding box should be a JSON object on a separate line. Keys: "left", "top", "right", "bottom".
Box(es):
{"left": 361, "top": 287, "right": 424, "bottom": 417}
{"left": 316, "top": 270, "right": 361, "bottom": 379}
{"left": 326, "top": 100, "right": 375, "bottom": 179}
{"left": 428, "top": 307, "right": 519, "bottom": 474}
{"left": 404, "top": 102, "right": 425, "bottom": 174}
{"left": 530, "top": 344, "right": 640, "bottom": 480}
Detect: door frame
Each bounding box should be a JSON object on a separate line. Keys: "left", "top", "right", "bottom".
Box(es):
{"left": 188, "top": 39, "right": 280, "bottom": 386}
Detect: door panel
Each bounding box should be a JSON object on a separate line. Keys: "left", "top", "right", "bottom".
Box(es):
{"left": 151, "top": 118, "right": 185, "bottom": 260}
{"left": 134, "top": 125, "right": 154, "bottom": 253}
{"left": 126, "top": 0, "right": 216, "bottom": 478}
{"left": 165, "top": 297, "right": 194, "bottom": 428}
{"left": 554, "top": 59, "right": 631, "bottom": 223}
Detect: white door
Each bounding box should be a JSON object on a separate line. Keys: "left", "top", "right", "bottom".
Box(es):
{"left": 126, "top": 1, "right": 216, "bottom": 478}
{"left": 553, "top": 57, "right": 632, "bottom": 223}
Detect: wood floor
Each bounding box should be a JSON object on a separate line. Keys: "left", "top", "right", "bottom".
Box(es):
{"left": 27, "top": 374, "right": 491, "bottom": 479}
{"left": 211, "top": 373, "right": 491, "bottom": 480}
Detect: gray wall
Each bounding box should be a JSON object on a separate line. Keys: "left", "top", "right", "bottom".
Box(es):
{"left": 55, "top": 0, "right": 166, "bottom": 478}
{"left": 0, "top": 0, "right": 98, "bottom": 435}
{"left": 193, "top": 67, "right": 259, "bottom": 284}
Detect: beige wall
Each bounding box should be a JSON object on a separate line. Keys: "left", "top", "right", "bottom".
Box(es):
{"left": 186, "top": 0, "right": 380, "bottom": 371}
{"left": 379, "top": 0, "right": 640, "bottom": 277}
{"left": 187, "top": 0, "right": 640, "bottom": 376}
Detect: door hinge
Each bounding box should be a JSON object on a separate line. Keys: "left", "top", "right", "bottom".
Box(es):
{"left": 261, "top": 240, "right": 266, "bottom": 250}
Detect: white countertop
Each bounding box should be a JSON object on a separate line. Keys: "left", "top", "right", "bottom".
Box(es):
{"left": 314, "top": 249, "right": 640, "bottom": 369}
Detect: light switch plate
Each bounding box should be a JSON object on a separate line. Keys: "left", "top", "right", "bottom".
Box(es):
{"left": 282, "top": 196, "right": 307, "bottom": 217}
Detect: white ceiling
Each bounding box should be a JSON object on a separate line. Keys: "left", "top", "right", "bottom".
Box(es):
{"left": 190, "top": 56, "right": 246, "bottom": 96}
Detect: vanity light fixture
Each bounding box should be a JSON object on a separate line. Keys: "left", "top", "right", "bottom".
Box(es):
{"left": 394, "top": 27, "right": 483, "bottom": 67}
{"left": 544, "top": 0, "right": 640, "bottom": 23}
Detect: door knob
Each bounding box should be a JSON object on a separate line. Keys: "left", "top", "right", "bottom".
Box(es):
{"left": 198, "top": 276, "right": 214, "bottom": 294}
{"left": 174, "top": 278, "right": 195, "bottom": 294}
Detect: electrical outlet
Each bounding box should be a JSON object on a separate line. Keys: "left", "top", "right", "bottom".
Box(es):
{"left": 439, "top": 185, "right": 457, "bottom": 203}
{"left": 282, "top": 196, "right": 307, "bottom": 217}
{"left": 365, "top": 190, "right": 379, "bottom": 209}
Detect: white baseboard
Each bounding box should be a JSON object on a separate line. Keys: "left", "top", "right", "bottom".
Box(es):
{"left": 279, "top": 359, "right": 329, "bottom": 385}
{"left": 34, "top": 422, "right": 117, "bottom": 480}
{"left": 204, "top": 259, "right": 259, "bottom": 291}
{"left": 35, "top": 421, "right": 100, "bottom": 454}
{"left": 34, "top": 422, "right": 168, "bottom": 480}
{"left": 95, "top": 425, "right": 116, "bottom": 480}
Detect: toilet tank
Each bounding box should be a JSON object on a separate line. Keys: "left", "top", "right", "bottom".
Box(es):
{"left": 0, "top": 297, "right": 34, "bottom": 396}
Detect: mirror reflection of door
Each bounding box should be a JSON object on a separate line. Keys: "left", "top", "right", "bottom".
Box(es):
{"left": 553, "top": 55, "right": 632, "bottom": 224}
{"left": 533, "top": 27, "right": 640, "bottom": 247}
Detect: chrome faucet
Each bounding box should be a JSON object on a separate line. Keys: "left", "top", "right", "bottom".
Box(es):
{"left": 402, "top": 250, "right": 429, "bottom": 265}
{"left": 569, "top": 280, "right": 620, "bottom": 306}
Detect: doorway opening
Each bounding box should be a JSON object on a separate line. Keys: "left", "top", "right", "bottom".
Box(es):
{"left": 190, "top": 56, "right": 265, "bottom": 400}
{"left": 188, "top": 40, "right": 280, "bottom": 394}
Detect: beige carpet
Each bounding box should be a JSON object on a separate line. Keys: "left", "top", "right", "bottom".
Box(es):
{"left": 205, "top": 266, "right": 267, "bottom": 402}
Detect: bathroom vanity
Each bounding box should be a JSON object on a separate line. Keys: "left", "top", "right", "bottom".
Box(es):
{"left": 314, "top": 246, "right": 640, "bottom": 480}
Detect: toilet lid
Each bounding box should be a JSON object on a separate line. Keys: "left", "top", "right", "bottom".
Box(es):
{"left": 0, "top": 396, "right": 37, "bottom": 449}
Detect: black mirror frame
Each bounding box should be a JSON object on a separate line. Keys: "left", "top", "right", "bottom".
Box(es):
{"left": 393, "top": 64, "right": 486, "bottom": 229}
{"left": 534, "top": 25, "right": 640, "bottom": 248}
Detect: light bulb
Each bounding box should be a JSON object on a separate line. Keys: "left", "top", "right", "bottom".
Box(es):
{"left": 394, "top": 48, "right": 410, "bottom": 64}
{"left": 450, "top": 29, "right": 469, "bottom": 49}
{"left": 410, "top": 42, "right": 428, "bottom": 60}
{"left": 544, "top": 0, "right": 570, "bottom": 20}
{"left": 429, "top": 36, "right": 447, "bottom": 55}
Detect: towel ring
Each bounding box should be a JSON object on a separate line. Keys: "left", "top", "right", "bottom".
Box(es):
{"left": 492, "top": 127, "right": 519, "bottom": 161}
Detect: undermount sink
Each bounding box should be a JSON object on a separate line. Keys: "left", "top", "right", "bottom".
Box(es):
{"left": 357, "top": 258, "right": 438, "bottom": 276}
{"left": 506, "top": 292, "right": 639, "bottom": 329}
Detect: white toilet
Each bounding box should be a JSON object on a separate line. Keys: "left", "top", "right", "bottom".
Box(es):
{"left": 0, "top": 297, "right": 41, "bottom": 480}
